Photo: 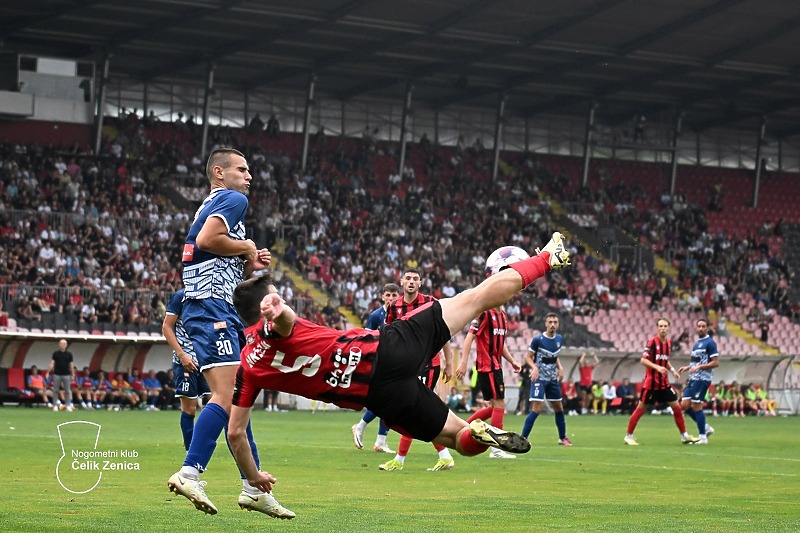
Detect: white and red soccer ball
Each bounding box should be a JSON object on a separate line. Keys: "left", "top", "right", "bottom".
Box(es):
{"left": 485, "top": 246, "right": 530, "bottom": 277}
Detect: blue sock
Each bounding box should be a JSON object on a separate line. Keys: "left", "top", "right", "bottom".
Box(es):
{"left": 522, "top": 411, "right": 539, "bottom": 438}
{"left": 378, "top": 419, "right": 389, "bottom": 436}
{"left": 225, "top": 420, "right": 261, "bottom": 478}
{"left": 180, "top": 411, "right": 195, "bottom": 451}
{"left": 685, "top": 408, "right": 697, "bottom": 422}
{"left": 555, "top": 411, "right": 567, "bottom": 440}
{"left": 362, "top": 409, "right": 377, "bottom": 424}
{"left": 694, "top": 408, "right": 707, "bottom": 435}
{"left": 183, "top": 402, "right": 228, "bottom": 472}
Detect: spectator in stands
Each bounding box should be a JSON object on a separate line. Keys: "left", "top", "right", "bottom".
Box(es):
{"left": 759, "top": 320, "right": 770, "bottom": 345}
{"left": 248, "top": 113, "right": 264, "bottom": 133}
{"left": 81, "top": 300, "right": 97, "bottom": 324}
{"left": 27, "top": 365, "right": 52, "bottom": 407}
{"left": 17, "top": 296, "right": 41, "bottom": 322}
{"left": 672, "top": 327, "right": 691, "bottom": 354}
{"left": 266, "top": 114, "right": 280, "bottom": 137}
{"left": 0, "top": 300, "right": 8, "bottom": 329}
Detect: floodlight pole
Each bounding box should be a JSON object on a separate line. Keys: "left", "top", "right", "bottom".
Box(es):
{"left": 669, "top": 110, "right": 683, "bottom": 197}
{"left": 200, "top": 61, "right": 215, "bottom": 161}
{"left": 752, "top": 115, "right": 766, "bottom": 208}
{"left": 93, "top": 54, "right": 111, "bottom": 156}
{"left": 492, "top": 92, "right": 506, "bottom": 182}
{"left": 580, "top": 101, "right": 596, "bottom": 189}
{"left": 300, "top": 73, "right": 316, "bottom": 173}
{"left": 398, "top": 83, "right": 414, "bottom": 175}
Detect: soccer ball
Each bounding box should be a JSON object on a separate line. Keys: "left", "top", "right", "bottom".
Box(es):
{"left": 485, "top": 246, "right": 530, "bottom": 277}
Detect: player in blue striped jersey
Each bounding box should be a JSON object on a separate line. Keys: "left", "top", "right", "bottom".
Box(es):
{"left": 521, "top": 313, "right": 572, "bottom": 446}
{"left": 679, "top": 317, "right": 719, "bottom": 445}
{"left": 168, "top": 148, "right": 289, "bottom": 518}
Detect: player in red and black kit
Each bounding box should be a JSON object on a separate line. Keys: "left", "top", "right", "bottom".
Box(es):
{"left": 225, "top": 232, "right": 571, "bottom": 495}
{"left": 624, "top": 317, "right": 699, "bottom": 446}
{"left": 456, "top": 306, "right": 521, "bottom": 459}
{"left": 380, "top": 268, "right": 456, "bottom": 471}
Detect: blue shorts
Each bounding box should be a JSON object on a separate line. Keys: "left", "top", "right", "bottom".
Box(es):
{"left": 682, "top": 380, "right": 711, "bottom": 403}
{"left": 181, "top": 298, "right": 244, "bottom": 371}
{"left": 530, "top": 379, "right": 562, "bottom": 402}
{"left": 173, "top": 361, "right": 211, "bottom": 398}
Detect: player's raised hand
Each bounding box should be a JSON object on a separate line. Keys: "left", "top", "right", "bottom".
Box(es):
{"left": 249, "top": 247, "right": 271, "bottom": 270}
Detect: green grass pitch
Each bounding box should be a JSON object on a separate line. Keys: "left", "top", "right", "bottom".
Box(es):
{"left": 0, "top": 408, "right": 798, "bottom": 532}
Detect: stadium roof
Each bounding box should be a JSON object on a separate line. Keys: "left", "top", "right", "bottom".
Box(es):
{"left": 3, "top": 0, "right": 800, "bottom": 137}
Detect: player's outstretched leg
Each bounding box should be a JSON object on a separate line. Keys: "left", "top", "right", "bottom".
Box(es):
{"left": 439, "top": 232, "right": 570, "bottom": 336}
{"left": 468, "top": 420, "right": 531, "bottom": 454}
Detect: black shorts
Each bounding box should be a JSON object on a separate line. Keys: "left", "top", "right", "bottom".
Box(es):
{"left": 477, "top": 369, "right": 505, "bottom": 401}
{"left": 420, "top": 365, "right": 441, "bottom": 390}
{"left": 366, "top": 301, "right": 451, "bottom": 442}
{"left": 641, "top": 387, "right": 678, "bottom": 405}
{"left": 580, "top": 385, "right": 593, "bottom": 394}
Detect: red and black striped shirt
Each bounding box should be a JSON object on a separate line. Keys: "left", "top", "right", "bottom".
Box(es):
{"left": 642, "top": 335, "right": 672, "bottom": 390}
{"left": 470, "top": 308, "right": 508, "bottom": 373}
{"left": 233, "top": 317, "right": 379, "bottom": 411}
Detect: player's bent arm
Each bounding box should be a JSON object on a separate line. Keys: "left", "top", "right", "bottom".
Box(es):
{"left": 262, "top": 293, "right": 297, "bottom": 337}
{"left": 162, "top": 314, "right": 196, "bottom": 371}
{"left": 441, "top": 341, "right": 454, "bottom": 382}
{"left": 525, "top": 350, "right": 538, "bottom": 380}
{"left": 640, "top": 356, "right": 664, "bottom": 373}
{"left": 196, "top": 216, "right": 256, "bottom": 258}
{"left": 457, "top": 331, "right": 475, "bottom": 378}
{"left": 228, "top": 405, "right": 274, "bottom": 492}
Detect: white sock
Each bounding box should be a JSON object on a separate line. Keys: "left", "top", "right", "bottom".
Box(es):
{"left": 393, "top": 455, "right": 405, "bottom": 464}
{"left": 438, "top": 449, "right": 453, "bottom": 460}
{"left": 375, "top": 435, "right": 387, "bottom": 447}
{"left": 242, "top": 480, "right": 262, "bottom": 495}
{"left": 356, "top": 420, "right": 367, "bottom": 432}
{"left": 179, "top": 466, "right": 200, "bottom": 479}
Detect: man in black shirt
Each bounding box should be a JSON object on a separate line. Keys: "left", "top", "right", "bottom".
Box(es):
{"left": 49, "top": 339, "right": 75, "bottom": 411}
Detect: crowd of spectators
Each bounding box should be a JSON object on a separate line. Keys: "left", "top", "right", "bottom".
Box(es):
{"left": 1, "top": 115, "right": 798, "bottom": 342}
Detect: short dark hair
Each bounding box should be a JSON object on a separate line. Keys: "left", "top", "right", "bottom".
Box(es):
{"left": 383, "top": 283, "right": 401, "bottom": 293}
{"left": 696, "top": 317, "right": 710, "bottom": 326}
{"left": 233, "top": 272, "right": 274, "bottom": 326}
{"left": 545, "top": 312, "right": 559, "bottom": 320}
{"left": 206, "top": 147, "right": 245, "bottom": 182}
